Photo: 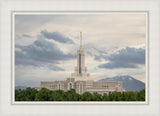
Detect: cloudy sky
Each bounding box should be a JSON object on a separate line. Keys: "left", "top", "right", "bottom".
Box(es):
{"left": 15, "top": 13, "right": 146, "bottom": 87}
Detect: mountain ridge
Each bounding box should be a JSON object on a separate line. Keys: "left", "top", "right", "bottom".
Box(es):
{"left": 99, "top": 75, "right": 145, "bottom": 91}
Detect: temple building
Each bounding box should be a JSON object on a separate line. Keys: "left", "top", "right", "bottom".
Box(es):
{"left": 39, "top": 32, "right": 125, "bottom": 94}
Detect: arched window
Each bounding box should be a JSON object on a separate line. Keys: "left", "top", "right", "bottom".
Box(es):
{"left": 56, "top": 83, "right": 61, "bottom": 90}
{"left": 58, "top": 84, "right": 61, "bottom": 90}
{"left": 79, "top": 84, "right": 83, "bottom": 94}
{"left": 69, "top": 83, "right": 72, "bottom": 89}
{"left": 68, "top": 82, "right": 73, "bottom": 90}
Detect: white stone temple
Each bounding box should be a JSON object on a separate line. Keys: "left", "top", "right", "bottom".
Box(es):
{"left": 38, "top": 32, "right": 125, "bottom": 94}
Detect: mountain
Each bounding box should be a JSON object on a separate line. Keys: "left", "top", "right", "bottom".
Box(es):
{"left": 99, "top": 75, "right": 145, "bottom": 91}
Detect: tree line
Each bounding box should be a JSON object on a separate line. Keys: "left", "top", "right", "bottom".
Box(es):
{"left": 15, "top": 88, "right": 145, "bottom": 101}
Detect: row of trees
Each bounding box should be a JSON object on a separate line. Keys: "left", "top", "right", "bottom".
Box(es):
{"left": 15, "top": 88, "right": 145, "bottom": 101}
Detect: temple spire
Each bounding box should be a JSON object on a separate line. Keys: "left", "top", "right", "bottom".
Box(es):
{"left": 80, "top": 32, "right": 82, "bottom": 49}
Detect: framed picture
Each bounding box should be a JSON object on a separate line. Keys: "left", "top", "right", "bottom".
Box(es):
{"left": 12, "top": 11, "right": 148, "bottom": 105}
{"left": 0, "top": 0, "right": 160, "bottom": 116}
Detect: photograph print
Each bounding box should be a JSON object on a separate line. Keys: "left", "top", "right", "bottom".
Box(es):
{"left": 14, "top": 12, "right": 147, "bottom": 102}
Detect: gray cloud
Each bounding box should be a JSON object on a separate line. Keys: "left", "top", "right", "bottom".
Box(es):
{"left": 22, "top": 34, "right": 32, "bottom": 38}
{"left": 41, "top": 30, "right": 74, "bottom": 44}
{"left": 87, "top": 50, "right": 106, "bottom": 61}
{"left": 15, "top": 37, "right": 76, "bottom": 70}
{"left": 47, "top": 65, "right": 64, "bottom": 71}
{"left": 84, "top": 45, "right": 108, "bottom": 61}
{"left": 99, "top": 47, "right": 145, "bottom": 69}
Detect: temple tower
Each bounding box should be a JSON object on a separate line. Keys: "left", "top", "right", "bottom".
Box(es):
{"left": 71, "top": 32, "right": 90, "bottom": 80}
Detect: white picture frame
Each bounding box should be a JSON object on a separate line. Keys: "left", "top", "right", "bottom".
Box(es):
{"left": 0, "top": 0, "right": 160, "bottom": 116}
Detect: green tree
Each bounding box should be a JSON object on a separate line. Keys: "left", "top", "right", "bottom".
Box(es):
{"left": 102, "top": 93, "right": 109, "bottom": 101}
{"left": 15, "top": 88, "right": 145, "bottom": 101}
{"left": 25, "top": 88, "right": 38, "bottom": 101}
{"left": 35, "top": 88, "right": 50, "bottom": 101}
{"left": 15, "top": 89, "right": 26, "bottom": 101}
{"left": 82, "top": 92, "right": 93, "bottom": 101}
{"left": 65, "top": 89, "right": 80, "bottom": 101}
{"left": 92, "top": 92, "right": 102, "bottom": 101}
